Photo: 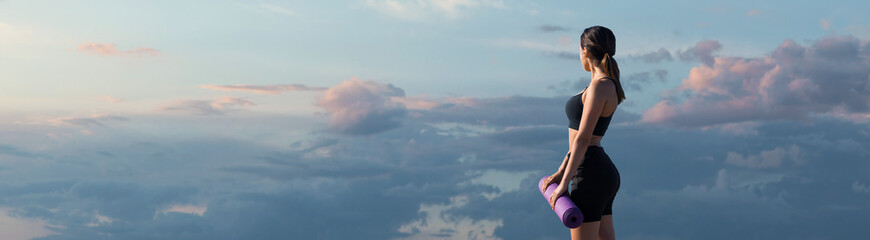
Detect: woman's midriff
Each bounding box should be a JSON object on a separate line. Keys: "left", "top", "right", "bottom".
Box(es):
{"left": 568, "top": 128, "right": 603, "bottom": 148}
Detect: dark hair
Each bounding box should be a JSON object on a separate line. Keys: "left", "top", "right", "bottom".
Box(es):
{"left": 581, "top": 25, "right": 626, "bottom": 104}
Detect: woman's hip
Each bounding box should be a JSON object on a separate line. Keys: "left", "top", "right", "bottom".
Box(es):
{"left": 571, "top": 147, "right": 618, "bottom": 180}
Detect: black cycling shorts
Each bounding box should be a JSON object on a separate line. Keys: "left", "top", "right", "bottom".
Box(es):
{"left": 568, "top": 145, "right": 621, "bottom": 223}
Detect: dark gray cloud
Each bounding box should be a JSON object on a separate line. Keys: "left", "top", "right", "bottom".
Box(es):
{"left": 631, "top": 48, "right": 673, "bottom": 63}
{"left": 444, "top": 118, "right": 870, "bottom": 239}
{"left": 1, "top": 110, "right": 868, "bottom": 240}
{"left": 624, "top": 69, "right": 669, "bottom": 91}
{"left": 628, "top": 41, "right": 723, "bottom": 65}
{"left": 676, "top": 40, "right": 722, "bottom": 66}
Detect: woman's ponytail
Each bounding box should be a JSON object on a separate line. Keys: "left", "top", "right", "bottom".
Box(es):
{"left": 600, "top": 52, "right": 626, "bottom": 104}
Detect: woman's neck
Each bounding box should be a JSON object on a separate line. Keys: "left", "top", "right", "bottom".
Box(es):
{"left": 589, "top": 67, "right": 607, "bottom": 81}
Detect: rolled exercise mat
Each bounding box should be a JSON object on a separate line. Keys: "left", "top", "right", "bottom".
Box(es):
{"left": 538, "top": 176, "right": 583, "bottom": 228}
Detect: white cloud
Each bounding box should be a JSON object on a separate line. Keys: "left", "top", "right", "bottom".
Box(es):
{"left": 725, "top": 144, "right": 805, "bottom": 169}
{"left": 460, "top": 169, "right": 538, "bottom": 200}
{"left": 425, "top": 122, "right": 497, "bottom": 138}
{"left": 396, "top": 195, "right": 503, "bottom": 240}
{"left": 85, "top": 210, "right": 114, "bottom": 227}
{"left": 0, "top": 207, "right": 62, "bottom": 240}
{"left": 155, "top": 204, "right": 208, "bottom": 218}
{"left": 853, "top": 181, "right": 870, "bottom": 194}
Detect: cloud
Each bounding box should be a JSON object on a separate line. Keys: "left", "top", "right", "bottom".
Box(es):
{"left": 77, "top": 42, "right": 160, "bottom": 57}
{"left": 200, "top": 84, "right": 327, "bottom": 95}
{"left": 85, "top": 211, "right": 114, "bottom": 227}
{"left": 642, "top": 35, "right": 870, "bottom": 127}
{"left": 0, "top": 207, "right": 61, "bottom": 240}
{"left": 17, "top": 114, "right": 129, "bottom": 128}
{"left": 676, "top": 40, "right": 722, "bottom": 66}
{"left": 314, "top": 77, "right": 408, "bottom": 135}
{"left": 630, "top": 48, "right": 673, "bottom": 63}
{"left": 624, "top": 69, "right": 668, "bottom": 91}
{"left": 364, "top": 0, "right": 505, "bottom": 20}
{"left": 156, "top": 204, "right": 207, "bottom": 217}
{"left": 2, "top": 64, "right": 870, "bottom": 240}
{"left": 724, "top": 144, "right": 806, "bottom": 169}
{"left": 1, "top": 90, "right": 870, "bottom": 240}
{"left": 482, "top": 125, "right": 562, "bottom": 146}
{"left": 396, "top": 195, "right": 502, "bottom": 239}
{"left": 852, "top": 181, "right": 870, "bottom": 194}
{"left": 538, "top": 24, "right": 569, "bottom": 32}
{"left": 160, "top": 96, "right": 254, "bottom": 116}
{"left": 307, "top": 75, "right": 640, "bottom": 138}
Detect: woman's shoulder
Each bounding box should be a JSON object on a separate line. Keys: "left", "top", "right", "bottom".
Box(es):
{"left": 590, "top": 76, "right": 617, "bottom": 89}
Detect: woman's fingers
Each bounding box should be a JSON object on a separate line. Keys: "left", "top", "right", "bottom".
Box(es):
{"left": 549, "top": 194, "right": 557, "bottom": 209}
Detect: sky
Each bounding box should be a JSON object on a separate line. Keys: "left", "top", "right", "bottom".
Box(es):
{"left": 1, "top": 0, "right": 869, "bottom": 239}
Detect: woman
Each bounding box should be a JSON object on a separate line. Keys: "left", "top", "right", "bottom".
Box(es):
{"left": 540, "top": 25, "right": 625, "bottom": 240}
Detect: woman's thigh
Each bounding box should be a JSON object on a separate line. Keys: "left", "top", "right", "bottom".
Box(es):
{"left": 570, "top": 221, "right": 600, "bottom": 240}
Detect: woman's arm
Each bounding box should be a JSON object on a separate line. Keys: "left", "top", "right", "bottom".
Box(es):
{"left": 553, "top": 151, "right": 571, "bottom": 176}
{"left": 559, "top": 79, "right": 609, "bottom": 186}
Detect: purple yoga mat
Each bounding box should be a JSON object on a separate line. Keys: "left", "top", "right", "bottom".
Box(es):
{"left": 538, "top": 176, "right": 583, "bottom": 228}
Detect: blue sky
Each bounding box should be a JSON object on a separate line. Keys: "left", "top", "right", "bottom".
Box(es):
{"left": 1, "top": 0, "right": 869, "bottom": 239}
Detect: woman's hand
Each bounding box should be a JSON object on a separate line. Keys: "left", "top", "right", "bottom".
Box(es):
{"left": 548, "top": 184, "right": 568, "bottom": 210}
{"left": 540, "top": 172, "right": 563, "bottom": 192}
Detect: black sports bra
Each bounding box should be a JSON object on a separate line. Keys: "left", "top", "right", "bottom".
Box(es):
{"left": 565, "top": 78, "right": 614, "bottom": 136}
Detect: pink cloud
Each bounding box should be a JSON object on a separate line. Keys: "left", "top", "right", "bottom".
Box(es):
{"left": 314, "top": 77, "right": 407, "bottom": 135}
{"left": 389, "top": 96, "right": 441, "bottom": 110}
{"left": 642, "top": 35, "right": 870, "bottom": 127}
{"left": 77, "top": 42, "right": 160, "bottom": 57}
